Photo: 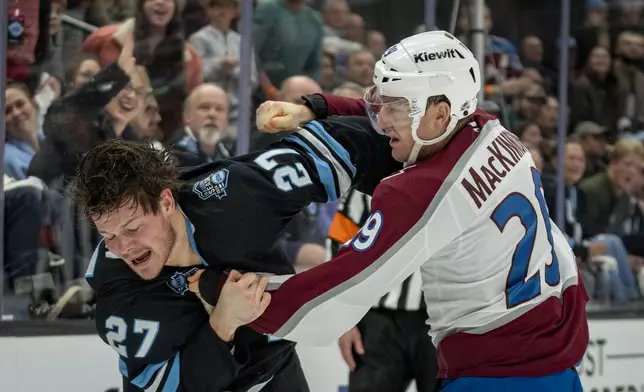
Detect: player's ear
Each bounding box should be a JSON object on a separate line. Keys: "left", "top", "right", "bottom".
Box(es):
{"left": 159, "top": 188, "right": 175, "bottom": 214}
{"left": 435, "top": 102, "right": 451, "bottom": 126}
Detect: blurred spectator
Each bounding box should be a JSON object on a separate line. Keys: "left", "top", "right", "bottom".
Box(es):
{"left": 85, "top": 0, "right": 137, "bottom": 27}
{"left": 520, "top": 35, "right": 556, "bottom": 92}
{"left": 544, "top": 138, "right": 639, "bottom": 303}
{"left": 7, "top": 0, "right": 51, "bottom": 82}
{"left": 529, "top": 147, "right": 544, "bottom": 174}
{"left": 573, "top": 121, "right": 610, "bottom": 178}
{"left": 321, "top": 50, "right": 341, "bottom": 92}
{"left": 537, "top": 96, "right": 560, "bottom": 139}
{"left": 323, "top": 0, "right": 350, "bottom": 38}
{"left": 520, "top": 35, "right": 544, "bottom": 68}
{"left": 29, "top": 44, "right": 150, "bottom": 184}
{"left": 254, "top": 0, "right": 323, "bottom": 99}
{"left": 570, "top": 46, "right": 625, "bottom": 140}
{"left": 510, "top": 84, "right": 547, "bottom": 128}
{"left": 131, "top": 94, "right": 163, "bottom": 140}
{"left": 83, "top": 0, "right": 204, "bottom": 140}
{"left": 5, "top": 82, "right": 41, "bottom": 180}
{"left": 365, "top": 30, "right": 387, "bottom": 59}
{"left": 64, "top": 53, "right": 102, "bottom": 90}
{"left": 33, "top": 73, "right": 63, "bottom": 136}
{"left": 580, "top": 139, "right": 644, "bottom": 233}
{"left": 613, "top": 31, "right": 644, "bottom": 134}
{"left": 612, "top": 0, "right": 644, "bottom": 45}
{"left": 515, "top": 121, "right": 543, "bottom": 149}
{"left": 43, "top": 0, "right": 67, "bottom": 84}
{"left": 189, "top": 0, "right": 258, "bottom": 138}
{"left": 573, "top": 0, "right": 611, "bottom": 72}
{"left": 332, "top": 81, "right": 365, "bottom": 100}
{"left": 3, "top": 176, "right": 49, "bottom": 303}
{"left": 344, "top": 13, "right": 365, "bottom": 45}
{"left": 322, "top": 0, "right": 362, "bottom": 55}
{"left": 458, "top": 5, "right": 526, "bottom": 99}
{"left": 251, "top": 75, "right": 322, "bottom": 151}
{"left": 181, "top": 0, "right": 209, "bottom": 38}
{"left": 279, "top": 75, "right": 324, "bottom": 104}
{"left": 169, "top": 83, "right": 233, "bottom": 164}
{"left": 60, "top": 0, "right": 90, "bottom": 58}
{"left": 344, "top": 49, "right": 375, "bottom": 90}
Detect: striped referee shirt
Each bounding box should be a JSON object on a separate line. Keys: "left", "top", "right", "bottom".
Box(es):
{"left": 326, "top": 188, "right": 425, "bottom": 311}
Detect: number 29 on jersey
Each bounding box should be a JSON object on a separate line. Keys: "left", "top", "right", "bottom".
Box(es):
{"left": 491, "top": 167, "right": 560, "bottom": 309}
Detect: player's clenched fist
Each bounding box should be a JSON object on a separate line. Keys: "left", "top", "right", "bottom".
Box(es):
{"left": 208, "top": 270, "right": 271, "bottom": 342}
{"left": 256, "top": 101, "right": 315, "bottom": 133}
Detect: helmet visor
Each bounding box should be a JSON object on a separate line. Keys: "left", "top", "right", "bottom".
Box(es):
{"left": 364, "top": 86, "right": 414, "bottom": 135}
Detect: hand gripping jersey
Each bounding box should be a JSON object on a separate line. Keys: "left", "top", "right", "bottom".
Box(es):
{"left": 85, "top": 117, "right": 401, "bottom": 392}
{"left": 250, "top": 110, "right": 589, "bottom": 378}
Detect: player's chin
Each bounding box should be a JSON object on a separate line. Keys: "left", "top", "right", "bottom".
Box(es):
{"left": 130, "top": 255, "right": 164, "bottom": 280}
{"left": 391, "top": 147, "right": 410, "bottom": 163}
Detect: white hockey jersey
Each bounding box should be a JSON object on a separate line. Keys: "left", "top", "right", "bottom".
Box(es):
{"left": 250, "top": 110, "right": 589, "bottom": 378}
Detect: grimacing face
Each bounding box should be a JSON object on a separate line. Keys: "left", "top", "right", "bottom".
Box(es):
{"left": 94, "top": 191, "right": 177, "bottom": 280}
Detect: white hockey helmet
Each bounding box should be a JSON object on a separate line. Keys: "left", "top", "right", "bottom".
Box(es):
{"left": 365, "top": 30, "right": 481, "bottom": 164}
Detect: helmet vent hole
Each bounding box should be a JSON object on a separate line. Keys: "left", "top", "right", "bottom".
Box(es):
{"left": 469, "top": 67, "right": 476, "bottom": 83}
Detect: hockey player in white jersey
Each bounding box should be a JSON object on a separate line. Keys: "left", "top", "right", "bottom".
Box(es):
{"left": 213, "top": 31, "right": 589, "bottom": 391}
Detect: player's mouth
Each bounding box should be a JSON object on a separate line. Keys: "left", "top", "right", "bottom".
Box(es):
{"left": 389, "top": 137, "right": 401, "bottom": 147}
{"left": 131, "top": 251, "right": 152, "bottom": 268}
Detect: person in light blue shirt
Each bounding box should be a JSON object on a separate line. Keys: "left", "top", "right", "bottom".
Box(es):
{"left": 5, "top": 82, "right": 41, "bottom": 180}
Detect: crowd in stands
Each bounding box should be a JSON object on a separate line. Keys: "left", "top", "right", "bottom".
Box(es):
{"left": 3, "top": 0, "right": 644, "bottom": 321}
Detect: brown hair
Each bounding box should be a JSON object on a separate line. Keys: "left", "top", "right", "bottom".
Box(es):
{"left": 610, "top": 139, "right": 644, "bottom": 163}
{"left": 70, "top": 139, "right": 182, "bottom": 219}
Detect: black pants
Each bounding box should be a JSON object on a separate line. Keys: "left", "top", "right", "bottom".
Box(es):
{"left": 349, "top": 308, "right": 438, "bottom": 392}
{"left": 261, "top": 350, "right": 309, "bottom": 392}
{"left": 228, "top": 330, "right": 310, "bottom": 392}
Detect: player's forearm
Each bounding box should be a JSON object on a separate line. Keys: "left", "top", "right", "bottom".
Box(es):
{"left": 302, "top": 93, "right": 367, "bottom": 119}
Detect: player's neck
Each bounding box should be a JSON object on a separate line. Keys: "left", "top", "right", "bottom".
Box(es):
{"left": 165, "top": 211, "right": 203, "bottom": 268}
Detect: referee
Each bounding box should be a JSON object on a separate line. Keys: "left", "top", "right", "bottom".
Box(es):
{"left": 327, "top": 188, "right": 439, "bottom": 392}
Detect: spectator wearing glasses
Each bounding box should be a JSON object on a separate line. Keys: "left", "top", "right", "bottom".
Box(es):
{"left": 580, "top": 139, "right": 644, "bottom": 235}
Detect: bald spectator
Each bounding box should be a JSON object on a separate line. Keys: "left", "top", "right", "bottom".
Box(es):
{"left": 279, "top": 75, "right": 324, "bottom": 105}
{"left": 251, "top": 75, "right": 322, "bottom": 150}
{"left": 169, "top": 83, "right": 233, "bottom": 165}
{"left": 345, "top": 49, "right": 375, "bottom": 88}
{"left": 344, "top": 13, "right": 366, "bottom": 44}
{"left": 366, "top": 30, "right": 387, "bottom": 58}
{"left": 332, "top": 81, "right": 366, "bottom": 99}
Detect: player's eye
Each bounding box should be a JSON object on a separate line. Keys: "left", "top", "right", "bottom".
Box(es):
{"left": 127, "top": 226, "right": 140, "bottom": 233}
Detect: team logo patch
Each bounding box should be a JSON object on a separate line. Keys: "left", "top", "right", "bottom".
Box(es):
{"left": 383, "top": 44, "right": 398, "bottom": 57}
{"left": 193, "top": 169, "right": 230, "bottom": 200}
{"left": 167, "top": 267, "right": 199, "bottom": 295}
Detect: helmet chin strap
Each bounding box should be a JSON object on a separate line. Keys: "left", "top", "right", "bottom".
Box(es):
{"left": 404, "top": 115, "right": 459, "bottom": 167}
